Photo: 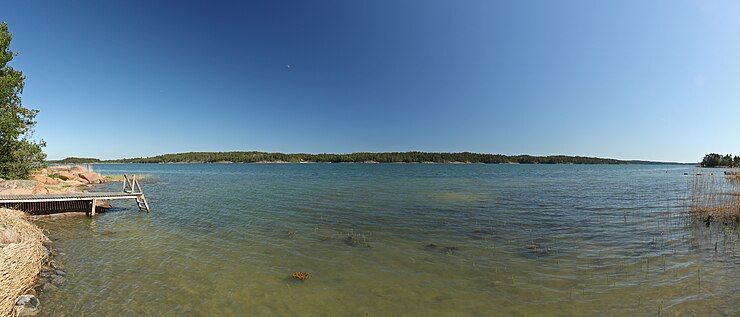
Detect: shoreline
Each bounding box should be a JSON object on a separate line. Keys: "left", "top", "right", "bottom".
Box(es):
{"left": 0, "top": 165, "right": 115, "bottom": 316}
{"left": 0, "top": 208, "right": 45, "bottom": 317}
{"left": 0, "top": 208, "right": 68, "bottom": 317}
{"left": 1, "top": 166, "right": 116, "bottom": 214}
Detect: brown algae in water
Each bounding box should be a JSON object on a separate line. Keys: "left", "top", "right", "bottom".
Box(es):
{"left": 292, "top": 271, "right": 310, "bottom": 281}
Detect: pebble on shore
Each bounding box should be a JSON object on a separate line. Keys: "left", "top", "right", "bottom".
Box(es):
{"left": 14, "top": 295, "right": 40, "bottom": 317}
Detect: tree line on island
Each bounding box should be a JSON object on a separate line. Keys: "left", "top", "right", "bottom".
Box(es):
{"left": 700, "top": 153, "right": 740, "bottom": 168}
{"left": 53, "top": 152, "right": 680, "bottom": 165}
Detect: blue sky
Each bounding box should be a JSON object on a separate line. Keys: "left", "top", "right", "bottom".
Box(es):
{"left": 2, "top": 1, "right": 739, "bottom": 162}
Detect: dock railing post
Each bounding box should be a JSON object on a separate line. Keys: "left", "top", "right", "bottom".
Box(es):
{"left": 123, "top": 174, "right": 129, "bottom": 193}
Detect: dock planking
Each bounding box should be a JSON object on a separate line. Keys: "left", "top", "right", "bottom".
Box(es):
{"left": 0, "top": 175, "right": 150, "bottom": 216}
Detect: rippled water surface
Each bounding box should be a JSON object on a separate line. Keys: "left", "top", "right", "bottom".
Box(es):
{"left": 35, "top": 164, "right": 739, "bottom": 316}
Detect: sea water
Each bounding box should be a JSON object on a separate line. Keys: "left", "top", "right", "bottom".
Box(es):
{"left": 34, "top": 164, "right": 739, "bottom": 316}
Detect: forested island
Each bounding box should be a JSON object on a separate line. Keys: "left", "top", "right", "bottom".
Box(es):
{"left": 700, "top": 153, "right": 740, "bottom": 168}
{"left": 55, "top": 157, "right": 102, "bottom": 164}
{"left": 50, "top": 152, "right": 683, "bottom": 165}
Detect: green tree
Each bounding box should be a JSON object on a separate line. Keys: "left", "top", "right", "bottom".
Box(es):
{"left": 721, "top": 154, "right": 733, "bottom": 167}
{"left": 0, "top": 22, "right": 45, "bottom": 179}
{"left": 701, "top": 154, "right": 721, "bottom": 167}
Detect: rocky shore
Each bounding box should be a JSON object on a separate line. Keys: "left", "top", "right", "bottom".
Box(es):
{"left": 0, "top": 166, "right": 114, "bottom": 215}
{"left": 0, "top": 166, "right": 112, "bottom": 316}
{"left": 0, "top": 165, "right": 108, "bottom": 196}
{"left": 0, "top": 208, "right": 67, "bottom": 317}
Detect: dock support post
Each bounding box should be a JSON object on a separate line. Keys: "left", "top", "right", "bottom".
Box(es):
{"left": 91, "top": 199, "right": 96, "bottom": 217}
{"left": 141, "top": 195, "right": 150, "bottom": 212}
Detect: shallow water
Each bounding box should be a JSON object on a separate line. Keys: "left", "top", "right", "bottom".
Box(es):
{"left": 35, "top": 164, "right": 738, "bottom": 316}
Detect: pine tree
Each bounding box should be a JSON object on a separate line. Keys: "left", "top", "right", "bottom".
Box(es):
{"left": 0, "top": 22, "right": 46, "bottom": 179}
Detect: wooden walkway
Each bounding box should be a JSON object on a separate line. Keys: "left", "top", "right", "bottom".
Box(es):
{"left": 0, "top": 175, "right": 150, "bottom": 216}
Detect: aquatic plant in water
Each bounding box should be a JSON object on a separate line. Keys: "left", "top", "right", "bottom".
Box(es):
{"left": 688, "top": 172, "right": 740, "bottom": 223}
{"left": 425, "top": 243, "right": 460, "bottom": 255}
{"left": 343, "top": 233, "right": 372, "bottom": 248}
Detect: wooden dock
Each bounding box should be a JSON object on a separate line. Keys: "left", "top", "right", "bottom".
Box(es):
{"left": 0, "top": 175, "right": 150, "bottom": 216}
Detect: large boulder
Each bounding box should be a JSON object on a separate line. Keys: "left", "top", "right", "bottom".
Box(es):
{"left": 30, "top": 184, "right": 50, "bottom": 195}
{"left": 69, "top": 166, "right": 86, "bottom": 174}
{"left": 0, "top": 180, "right": 36, "bottom": 191}
{"left": 30, "top": 174, "right": 59, "bottom": 186}
{"left": 95, "top": 200, "right": 112, "bottom": 209}
{"left": 0, "top": 180, "right": 37, "bottom": 195}
{"left": 77, "top": 172, "right": 102, "bottom": 184}
{"left": 30, "top": 174, "right": 45, "bottom": 183}
{"left": 52, "top": 171, "right": 76, "bottom": 181}
{"left": 44, "top": 177, "right": 60, "bottom": 185}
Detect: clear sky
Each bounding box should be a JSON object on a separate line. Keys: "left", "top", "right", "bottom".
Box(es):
{"left": 2, "top": 1, "right": 738, "bottom": 162}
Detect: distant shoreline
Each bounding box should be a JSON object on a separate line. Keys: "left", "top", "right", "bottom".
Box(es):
{"left": 49, "top": 151, "right": 693, "bottom": 165}
{"left": 60, "top": 161, "right": 694, "bottom": 164}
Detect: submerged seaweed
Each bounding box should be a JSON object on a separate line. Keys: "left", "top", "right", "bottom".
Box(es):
{"left": 344, "top": 234, "right": 372, "bottom": 248}
{"left": 425, "top": 243, "right": 461, "bottom": 255}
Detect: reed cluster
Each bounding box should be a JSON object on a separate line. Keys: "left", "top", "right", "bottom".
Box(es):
{"left": 727, "top": 174, "right": 740, "bottom": 183}
{"left": 688, "top": 172, "right": 740, "bottom": 222}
